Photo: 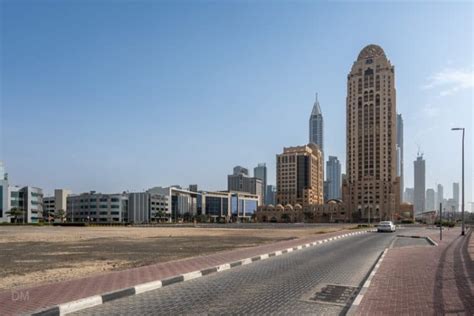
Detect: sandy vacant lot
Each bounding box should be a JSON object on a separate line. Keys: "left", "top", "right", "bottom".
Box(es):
{"left": 0, "top": 224, "right": 354, "bottom": 290}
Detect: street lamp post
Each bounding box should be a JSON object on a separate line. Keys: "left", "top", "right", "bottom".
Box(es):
{"left": 451, "top": 127, "right": 465, "bottom": 236}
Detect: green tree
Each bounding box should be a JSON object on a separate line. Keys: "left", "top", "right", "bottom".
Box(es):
{"left": 6, "top": 208, "right": 25, "bottom": 224}
{"left": 55, "top": 209, "right": 66, "bottom": 223}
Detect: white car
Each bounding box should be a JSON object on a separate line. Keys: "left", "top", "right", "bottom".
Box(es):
{"left": 377, "top": 221, "right": 396, "bottom": 232}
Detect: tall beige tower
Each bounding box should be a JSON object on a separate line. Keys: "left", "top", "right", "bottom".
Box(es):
{"left": 276, "top": 143, "right": 323, "bottom": 206}
{"left": 342, "top": 44, "right": 400, "bottom": 222}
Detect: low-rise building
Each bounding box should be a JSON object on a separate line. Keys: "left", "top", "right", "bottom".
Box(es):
{"left": 67, "top": 192, "right": 128, "bottom": 223}
{"left": 128, "top": 192, "right": 170, "bottom": 223}
{"left": 8, "top": 186, "right": 43, "bottom": 223}
{"left": 256, "top": 200, "right": 347, "bottom": 223}
{"left": 43, "top": 189, "right": 71, "bottom": 222}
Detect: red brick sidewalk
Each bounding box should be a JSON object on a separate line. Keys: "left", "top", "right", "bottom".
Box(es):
{"left": 356, "top": 227, "right": 474, "bottom": 315}
{"left": 0, "top": 228, "right": 360, "bottom": 315}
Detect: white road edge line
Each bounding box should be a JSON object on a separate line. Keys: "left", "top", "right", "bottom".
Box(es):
{"left": 134, "top": 280, "right": 163, "bottom": 295}
{"left": 60, "top": 295, "right": 103, "bottom": 315}
{"left": 346, "top": 248, "right": 389, "bottom": 314}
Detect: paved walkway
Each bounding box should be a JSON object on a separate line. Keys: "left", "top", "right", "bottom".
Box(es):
{"left": 356, "top": 227, "right": 474, "bottom": 315}
{"left": 0, "top": 228, "right": 359, "bottom": 315}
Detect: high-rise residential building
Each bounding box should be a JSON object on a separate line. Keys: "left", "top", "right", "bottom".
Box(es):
{"left": 397, "top": 114, "right": 404, "bottom": 201}
{"left": 254, "top": 163, "right": 267, "bottom": 204}
{"left": 265, "top": 185, "right": 276, "bottom": 205}
{"left": 437, "top": 184, "right": 444, "bottom": 209}
{"left": 404, "top": 187, "right": 414, "bottom": 204}
{"left": 426, "top": 188, "right": 435, "bottom": 211}
{"left": 309, "top": 93, "right": 324, "bottom": 156}
{"left": 453, "top": 182, "right": 459, "bottom": 212}
{"left": 227, "top": 167, "right": 264, "bottom": 205}
{"left": 326, "top": 156, "right": 341, "bottom": 200}
{"left": 414, "top": 154, "right": 426, "bottom": 214}
{"left": 276, "top": 143, "right": 323, "bottom": 206}
{"left": 342, "top": 44, "right": 400, "bottom": 222}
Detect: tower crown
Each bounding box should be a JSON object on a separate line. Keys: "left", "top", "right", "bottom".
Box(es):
{"left": 311, "top": 93, "right": 322, "bottom": 116}
{"left": 357, "top": 44, "right": 386, "bottom": 61}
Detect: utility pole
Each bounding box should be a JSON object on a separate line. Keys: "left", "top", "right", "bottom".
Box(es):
{"left": 439, "top": 203, "right": 442, "bottom": 241}
{"left": 451, "top": 127, "right": 465, "bottom": 236}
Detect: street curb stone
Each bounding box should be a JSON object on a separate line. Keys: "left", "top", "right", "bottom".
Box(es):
{"left": 346, "top": 247, "right": 388, "bottom": 315}
{"left": 31, "top": 230, "right": 373, "bottom": 316}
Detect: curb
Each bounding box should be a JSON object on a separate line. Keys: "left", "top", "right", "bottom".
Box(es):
{"left": 396, "top": 234, "right": 438, "bottom": 246}
{"left": 31, "top": 230, "right": 373, "bottom": 316}
{"left": 346, "top": 247, "right": 388, "bottom": 315}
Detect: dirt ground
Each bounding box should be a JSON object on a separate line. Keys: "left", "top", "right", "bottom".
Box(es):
{"left": 0, "top": 224, "right": 354, "bottom": 290}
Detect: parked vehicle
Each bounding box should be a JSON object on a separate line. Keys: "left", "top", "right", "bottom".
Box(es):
{"left": 377, "top": 221, "right": 396, "bottom": 232}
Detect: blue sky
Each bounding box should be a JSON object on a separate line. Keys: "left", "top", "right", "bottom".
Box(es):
{"left": 1, "top": 1, "right": 473, "bottom": 205}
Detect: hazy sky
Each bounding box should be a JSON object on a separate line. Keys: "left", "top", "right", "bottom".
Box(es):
{"left": 1, "top": 1, "right": 473, "bottom": 204}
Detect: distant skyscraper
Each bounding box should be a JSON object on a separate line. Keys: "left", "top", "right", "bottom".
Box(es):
{"left": 254, "top": 163, "right": 267, "bottom": 203}
{"left": 326, "top": 156, "right": 341, "bottom": 200}
{"left": 453, "top": 182, "right": 459, "bottom": 212}
{"left": 0, "top": 162, "right": 8, "bottom": 222}
{"left": 414, "top": 155, "right": 426, "bottom": 214}
{"left": 228, "top": 166, "right": 264, "bottom": 205}
{"left": 233, "top": 166, "right": 249, "bottom": 176}
{"left": 265, "top": 185, "right": 276, "bottom": 205}
{"left": 437, "top": 184, "right": 444, "bottom": 209}
{"left": 323, "top": 180, "right": 330, "bottom": 202}
{"left": 309, "top": 93, "right": 324, "bottom": 156}
{"left": 404, "top": 188, "right": 414, "bottom": 204}
{"left": 342, "top": 44, "right": 400, "bottom": 222}
{"left": 397, "top": 114, "right": 404, "bottom": 201}
{"left": 426, "top": 188, "right": 435, "bottom": 211}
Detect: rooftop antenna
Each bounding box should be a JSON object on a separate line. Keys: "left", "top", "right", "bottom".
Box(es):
{"left": 416, "top": 143, "right": 423, "bottom": 158}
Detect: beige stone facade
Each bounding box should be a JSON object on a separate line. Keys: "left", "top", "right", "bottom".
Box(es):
{"left": 276, "top": 143, "right": 323, "bottom": 206}
{"left": 342, "top": 44, "right": 400, "bottom": 222}
{"left": 256, "top": 200, "right": 347, "bottom": 223}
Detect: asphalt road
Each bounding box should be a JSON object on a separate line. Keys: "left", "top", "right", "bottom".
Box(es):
{"left": 75, "top": 228, "right": 424, "bottom": 315}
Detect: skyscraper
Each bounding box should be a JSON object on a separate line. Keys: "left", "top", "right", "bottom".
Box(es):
{"left": 426, "top": 188, "right": 435, "bottom": 211}
{"left": 276, "top": 143, "right": 323, "bottom": 206}
{"left": 227, "top": 167, "right": 264, "bottom": 205}
{"left": 326, "top": 156, "right": 341, "bottom": 200}
{"left": 342, "top": 44, "right": 400, "bottom": 222}
{"left": 453, "top": 182, "right": 459, "bottom": 212}
{"left": 404, "top": 187, "right": 414, "bottom": 204}
{"left": 414, "top": 154, "right": 425, "bottom": 214}
{"left": 397, "top": 114, "right": 404, "bottom": 201}
{"left": 265, "top": 185, "right": 276, "bottom": 205}
{"left": 254, "top": 163, "right": 267, "bottom": 204}
{"left": 437, "top": 184, "right": 444, "bottom": 209}
{"left": 309, "top": 93, "right": 324, "bottom": 156}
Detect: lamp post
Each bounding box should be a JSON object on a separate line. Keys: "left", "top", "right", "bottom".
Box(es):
{"left": 451, "top": 127, "right": 465, "bottom": 236}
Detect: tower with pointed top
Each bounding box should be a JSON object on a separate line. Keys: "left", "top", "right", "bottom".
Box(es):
{"left": 309, "top": 93, "right": 324, "bottom": 156}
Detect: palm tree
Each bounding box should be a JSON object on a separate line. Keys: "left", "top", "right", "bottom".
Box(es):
{"left": 6, "top": 208, "right": 25, "bottom": 224}
{"left": 55, "top": 209, "right": 66, "bottom": 223}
